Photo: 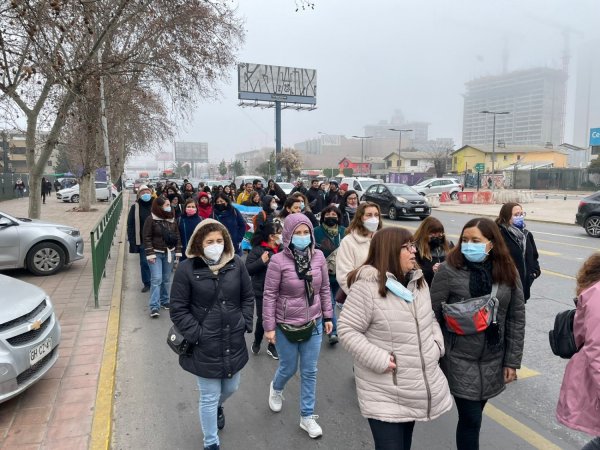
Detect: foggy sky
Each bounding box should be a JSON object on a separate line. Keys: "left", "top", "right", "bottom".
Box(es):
{"left": 176, "top": 0, "right": 600, "bottom": 162}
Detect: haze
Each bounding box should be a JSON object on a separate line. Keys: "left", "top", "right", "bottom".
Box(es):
{"left": 176, "top": 0, "right": 600, "bottom": 161}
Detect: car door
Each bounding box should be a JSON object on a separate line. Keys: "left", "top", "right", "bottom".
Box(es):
{"left": 95, "top": 182, "right": 108, "bottom": 200}
{"left": 378, "top": 185, "right": 393, "bottom": 214}
{"left": 0, "top": 214, "right": 20, "bottom": 268}
{"left": 363, "top": 184, "right": 379, "bottom": 204}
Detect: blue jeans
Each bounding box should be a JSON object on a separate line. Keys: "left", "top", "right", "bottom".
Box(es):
{"left": 273, "top": 319, "right": 323, "bottom": 417}
{"left": 148, "top": 252, "right": 174, "bottom": 310}
{"left": 137, "top": 245, "right": 150, "bottom": 287}
{"left": 330, "top": 282, "right": 339, "bottom": 336}
{"left": 197, "top": 372, "right": 241, "bottom": 447}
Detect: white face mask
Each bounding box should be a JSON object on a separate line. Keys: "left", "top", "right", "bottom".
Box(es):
{"left": 204, "top": 243, "right": 224, "bottom": 262}
{"left": 363, "top": 217, "right": 379, "bottom": 232}
{"left": 271, "top": 202, "right": 278, "bottom": 211}
{"left": 274, "top": 234, "right": 282, "bottom": 245}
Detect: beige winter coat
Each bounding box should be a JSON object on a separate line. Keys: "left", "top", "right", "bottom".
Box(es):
{"left": 338, "top": 266, "right": 453, "bottom": 423}
{"left": 336, "top": 231, "right": 372, "bottom": 294}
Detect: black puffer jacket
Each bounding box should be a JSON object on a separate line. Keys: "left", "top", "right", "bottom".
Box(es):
{"left": 170, "top": 254, "right": 254, "bottom": 379}
{"left": 498, "top": 225, "right": 540, "bottom": 302}
{"left": 430, "top": 263, "right": 525, "bottom": 401}
{"left": 245, "top": 243, "right": 281, "bottom": 299}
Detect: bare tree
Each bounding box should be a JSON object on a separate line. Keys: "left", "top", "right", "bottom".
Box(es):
{"left": 278, "top": 149, "right": 303, "bottom": 182}
{"left": 426, "top": 141, "right": 454, "bottom": 177}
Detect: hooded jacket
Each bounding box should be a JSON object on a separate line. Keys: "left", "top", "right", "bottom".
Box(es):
{"left": 556, "top": 281, "right": 600, "bottom": 436}
{"left": 127, "top": 195, "right": 153, "bottom": 251}
{"left": 498, "top": 225, "right": 540, "bottom": 302}
{"left": 254, "top": 195, "right": 276, "bottom": 231}
{"left": 262, "top": 213, "right": 333, "bottom": 331}
{"left": 429, "top": 263, "right": 526, "bottom": 401}
{"left": 178, "top": 212, "right": 202, "bottom": 261}
{"left": 338, "top": 266, "right": 453, "bottom": 422}
{"left": 197, "top": 192, "right": 213, "bottom": 219}
{"left": 142, "top": 213, "right": 182, "bottom": 261}
{"left": 211, "top": 202, "right": 247, "bottom": 251}
{"left": 336, "top": 230, "right": 372, "bottom": 294}
{"left": 169, "top": 219, "right": 255, "bottom": 379}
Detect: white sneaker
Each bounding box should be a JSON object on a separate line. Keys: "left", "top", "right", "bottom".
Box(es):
{"left": 268, "top": 381, "right": 284, "bottom": 412}
{"left": 300, "top": 415, "right": 323, "bottom": 438}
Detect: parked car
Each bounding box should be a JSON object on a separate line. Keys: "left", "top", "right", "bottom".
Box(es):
{"left": 341, "top": 177, "right": 380, "bottom": 200}
{"left": 0, "top": 275, "right": 61, "bottom": 403}
{"left": 412, "top": 177, "right": 462, "bottom": 199}
{"left": 0, "top": 211, "right": 84, "bottom": 276}
{"left": 124, "top": 179, "right": 134, "bottom": 189}
{"left": 576, "top": 192, "right": 600, "bottom": 237}
{"left": 133, "top": 178, "right": 149, "bottom": 194}
{"left": 57, "top": 182, "right": 117, "bottom": 203}
{"left": 278, "top": 182, "right": 294, "bottom": 195}
{"left": 362, "top": 183, "right": 431, "bottom": 220}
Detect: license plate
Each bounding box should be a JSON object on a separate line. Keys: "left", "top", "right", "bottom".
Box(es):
{"left": 30, "top": 338, "right": 52, "bottom": 366}
{"left": 415, "top": 208, "right": 424, "bottom": 212}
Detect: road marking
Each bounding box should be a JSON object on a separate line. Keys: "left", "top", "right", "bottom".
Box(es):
{"left": 538, "top": 250, "right": 561, "bottom": 256}
{"left": 90, "top": 198, "right": 128, "bottom": 450}
{"left": 542, "top": 269, "right": 576, "bottom": 280}
{"left": 517, "top": 366, "right": 541, "bottom": 380}
{"left": 484, "top": 404, "right": 562, "bottom": 450}
{"left": 536, "top": 238, "right": 597, "bottom": 250}
{"left": 534, "top": 231, "right": 586, "bottom": 240}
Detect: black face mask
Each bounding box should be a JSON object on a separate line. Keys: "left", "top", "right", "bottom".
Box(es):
{"left": 215, "top": 203, "right": 227, "bottom": 211}
{"left": 429, "top": 237, "right": 444, "bottom": 248}
{"left": 324, "top": 217, "right": 339, "bottom": 227}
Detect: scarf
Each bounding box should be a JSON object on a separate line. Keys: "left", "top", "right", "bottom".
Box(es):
{"left": 505, "top": 224, "right": 527, "bottom": 258}
{"left": 465, "top": 259, "right": 493, "bottom": 298}
{"left": 322, "top": 223, "right": 339, "bottom": 239}
{"left": 291, "top": 247, "right": 315, "bottom": 306}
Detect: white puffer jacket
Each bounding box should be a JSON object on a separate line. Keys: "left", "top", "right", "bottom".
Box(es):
{"left": 338, "top": 266, "right": 453, "bottom": 423}
{"left": 336, "top": 231, "right": 372, "bottom": 294}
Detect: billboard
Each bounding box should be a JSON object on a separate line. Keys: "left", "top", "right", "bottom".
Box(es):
{"left": 238, "top": 63, "right": 317, "bottom": 105}
{"left": 174, "top": 142, "right": 208, "bottom": 162}
{"left": 590, "top": 128, "right": 600, "bottom": 146}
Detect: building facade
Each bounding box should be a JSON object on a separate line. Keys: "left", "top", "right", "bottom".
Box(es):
{"left": 462, "top": 68, "right": 567, "bottom": 147}
{"left": 451, "top": 145, "right": 569, "bottom": 173}
{"left": 573, "top": 40, "right": 600, "bottom": 149}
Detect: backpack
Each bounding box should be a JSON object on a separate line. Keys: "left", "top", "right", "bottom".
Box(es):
{"left": 549, "top": 309, "right": 579, "bottom": 359}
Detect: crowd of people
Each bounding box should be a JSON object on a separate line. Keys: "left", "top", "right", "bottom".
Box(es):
{"left": 126, "top": 177, "right": 599, "bottom": 450}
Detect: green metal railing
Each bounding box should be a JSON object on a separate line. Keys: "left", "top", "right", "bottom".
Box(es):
{"left": 90, "top": 192, "right": 123, "bottom": 307}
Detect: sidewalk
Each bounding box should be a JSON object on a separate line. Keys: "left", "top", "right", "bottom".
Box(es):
{"left": 0, "top": 196, "right": 127, "bottom": 449}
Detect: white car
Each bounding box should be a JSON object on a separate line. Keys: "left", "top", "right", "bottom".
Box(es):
{"left": 278, "top": 182, "right": 294, "bottom": 195}
{"left": 57, "top": 182, "right": 117, "bottom": 203}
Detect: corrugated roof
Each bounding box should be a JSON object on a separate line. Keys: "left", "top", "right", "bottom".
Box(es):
{"left": 454, "top": 145, "right": 569, "bottom": 156}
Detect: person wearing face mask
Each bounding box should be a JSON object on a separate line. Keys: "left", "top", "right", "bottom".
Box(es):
{"left": 127, "top": 185, "right": 154, "bottom": 292}
{"left": 336, "top": 202, "right": 382, "bottom": 296}
{"left": 339, "top": 190, "right": 359, "bottom": 227}
{"left": 313, "top": 205, "right": 346, "bottom": 345}
{"left": 210, "top": 193, "right": 247, "bottom": 256}
{"left": 266, "top": 179, "right": 287, "bottom": 207}
{"left": 169, "top": 194, "right": 183, "bottom": 220}
{"left": 263, "top": 213, "right": 333, "bottom": 439}
{"left": 338, "top": 227, "right": 452, "bottom": 450}
{"left": 495, "top": 202, "right": 540, "bottom": 303}
{"left": 170, "top": 219, "right": 254, "bottom": 450}
{"left": 197, "top": 192, "right": 213, "bottom": 219}
{"left": 430, "top": 218, "right": 525, "bottom": 450}
{"left": 143, "top": 196, "right": 182, "bottom": 318}
{"left": 413, "top": 217, "right": 454, "bottom": 287}
{"left": 178, "top": 198, "right": 203, "bottom": 262}
{"left": 245, "top": 221, "right": 284, "bottom": 359}
{"left": 253, "top": 195, "right": 279, "bottom": 232}
{"left": 289, "top": 192, "right": 319, "bottom": 227}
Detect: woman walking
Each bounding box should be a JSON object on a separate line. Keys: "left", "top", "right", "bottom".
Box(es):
{"left": 338, "top": 227, "right": 452, "bottom": 450}
{"left": 178, "top": 198, "right": 202, "bottom": 262}
{"left": 170, "top": 219, "right": 254, "bottom": 450}
{"left": 413, "top": 216, "right": 453, "bottom": 286}
{"left": 41, "top": 177, "right": 48, "bottom": 204}
{"left": 245, "top": 221, "right": 283, "bottom": 359}
{"left": 142, "top": 196, "right": 182, "bottom": 318}
{"left": 339, "top": 190, "right": 359, "bottom": 227}
{"left": 197, "top": 192, "right": 213, "bottom": 219}
{"left": 556, "top": 252, "right": 600, "bottom": 450}
{"left": 211, "top": 193, "right": 246, "bottom": 256}
{"left": 263, "top": 214, "right": 333, "bottom": 439}
{"left": 430, "top": 218, "right": 525, "bottom": 450}
{"left": 336, "top": 202, "right": 382, "bottom": 295}
{"left": 495, "top": 202, "right": 540, "bottom": 302}
{"left": 313, "top": 205, "right": 346, "bottom": 345}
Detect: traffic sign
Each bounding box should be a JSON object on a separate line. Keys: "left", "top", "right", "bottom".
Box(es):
{"left": 590, "top": 128, "right": 600, "bottom": 147}
{"left": 474, "top": 163, "right": 485, "bottom": 172}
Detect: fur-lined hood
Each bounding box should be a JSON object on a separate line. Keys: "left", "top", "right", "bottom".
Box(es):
{"left": 185, "top": 218, "right": 234, "bottom": 263}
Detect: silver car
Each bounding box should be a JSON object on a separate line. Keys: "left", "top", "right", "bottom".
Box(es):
{"left": 0, "top": 275, "right": 61, "bottom": 403}
{"left": 0, "top": 211, "right": 84, "bottom": 276}
{"left": 412, "top": 177, "right": 463, "bottom": 199}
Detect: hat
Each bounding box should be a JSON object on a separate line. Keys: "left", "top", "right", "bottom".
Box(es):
{"left": 340, "top": 183, "right": 349, "bottom": 191}
{"left": 138, "top": 184, "right": 150, "bottom": 192}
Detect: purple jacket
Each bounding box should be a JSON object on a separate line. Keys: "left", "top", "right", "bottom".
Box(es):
{"left": 262, "top": 213, "right": 332, "bottom": 331}
{"left": 556, "top": 281, "right": 600, "bottom": 436}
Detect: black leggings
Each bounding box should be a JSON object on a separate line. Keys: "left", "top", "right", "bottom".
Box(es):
{"left": 368, "top": 419, "right": 415, "bottom": 450}
{"left": 583, "top": 437, "right": 600, "bottom": 450}
{"left": 254, "top": 295, "right": 264, "bottom": 344}
{"left": 454, "top": 397, "right": 487, "bottom": 450}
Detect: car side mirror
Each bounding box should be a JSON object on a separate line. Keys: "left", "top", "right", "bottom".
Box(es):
{"left": 0, "top": 217, "right": 15, "bottom": 227}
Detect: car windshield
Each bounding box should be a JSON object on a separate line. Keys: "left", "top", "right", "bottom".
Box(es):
{"left": 388, "top": 185, "right": 417, "bottom": 195}
{"left": 360, "top": 180, "right": 378, "bottom": 191}
{"left": 413, "top": 179, "right": 433, "bottom": 187}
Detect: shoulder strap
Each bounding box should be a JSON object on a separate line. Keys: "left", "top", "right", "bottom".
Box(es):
{"left": 491, "top": 283, "right": 499, "bottom": 298}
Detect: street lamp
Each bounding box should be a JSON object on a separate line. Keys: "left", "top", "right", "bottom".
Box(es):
{"left": 388, "top": 128, "right": 413, "bottom": 172}
{"left": 351, "top": 136, "right": 373, "bottom": 176}
{"left": 479, "top": 110, "right": 510, "bottom": 191}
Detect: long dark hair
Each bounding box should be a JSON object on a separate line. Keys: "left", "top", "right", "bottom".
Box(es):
{"left": 348, "top": 227, "right": 424, "bottom": 297}
{"left": 252, "top": 220, "right": 283, "bottom": 246}
{"left": 446, "top": 217, "right": 518, "bottom": 287}
{"left": 151, "top": 196, "right": 174, "bottom": 219}
{"left": 495, "top": 202, "right": 520, "bottom": 226}
{"left": 413, "top": 216, "right": 450, "bottom": 261}
{"left": 279, "top": 196, "right": 302, "bottom": 220}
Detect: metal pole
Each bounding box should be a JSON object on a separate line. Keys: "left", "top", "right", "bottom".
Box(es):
{"left": 492, "top": 114, "right": 496, "bottom": 192}
{"left": 275, "top": 101, "right": 282, "bottom": 179}
{"left": 398, "top": 133, "right": 402, "bottom": 172}
{"left": 98, "top": 49, "right": 112, "bottom": 203}
{"left": 360, "top": 139, "right": 364, "bottom": 176}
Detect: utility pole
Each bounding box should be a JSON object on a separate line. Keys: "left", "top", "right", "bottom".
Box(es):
{"left": 352, "top": 135, "right": 373, "bottom": 176}
{"left": 389, "top": 128, "right": 413, "bottom": 173}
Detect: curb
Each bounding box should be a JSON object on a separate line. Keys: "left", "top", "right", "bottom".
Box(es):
{"left": 433, "top": 206, "right": 576, "bottom": 227}
{"left": 90, "top": 198, "right": 128, "bottom": 450}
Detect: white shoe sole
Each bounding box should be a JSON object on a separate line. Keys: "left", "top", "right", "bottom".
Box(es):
{"left": 268, "top": 382, "right": 282, "bottom": 412}
{"left": 300, "top": 422, "right": 322, "bottom": 438}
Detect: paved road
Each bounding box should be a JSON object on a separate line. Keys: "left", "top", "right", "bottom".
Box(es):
{"left": 112, "top": 210, "right": 596, "bottom": 450}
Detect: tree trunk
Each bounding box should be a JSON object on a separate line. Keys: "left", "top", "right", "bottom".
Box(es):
{"left": 79, "top": 172, "right": 93, "bottom": 210}
{"left": 25, "top": 116, "right": 42, "bottom": 219}
{"left": 90, "top": 173, "right": 97, "bottom": 203}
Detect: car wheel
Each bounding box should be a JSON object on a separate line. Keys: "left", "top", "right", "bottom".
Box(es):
{"left": 450, "top": 191, "right": 458, "bottom": 200}
{"left": 71, "top": 194, "right": 80, "bottom": 203}
{"left": 388, "top": 206, "right": 398, "bottom": 220}
{"left": 584, "top": 216, "right": 600, "bottom": 237}
{"left": 26, "top": 242, "right": 66, "bottom": 276}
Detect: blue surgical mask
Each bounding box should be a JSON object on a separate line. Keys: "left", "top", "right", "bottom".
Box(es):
{"left": 291, "top": 234, "right": 311, "bottom": 250}
{"left": 385, "top": 275, "right": 413, "bottom": 302}
{"left": 163, "top": 206, "right": 172, "bottom": 213}
{"left": 300, "top": 202, "right": 305, "bottom": 210}
{"left": 512, "top": 216, "right": 525, "bottom": 229}
{"left": 461, "top": 242, "right": 488, "bottom": 263}
{"left": 140, "top": 193, "right": 151, "bottom": 202}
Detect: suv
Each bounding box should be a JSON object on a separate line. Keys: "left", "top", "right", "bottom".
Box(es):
{"left": 57, "top": 182, "right": 117, "bottom": 203}
{"left": 576, "top": 192, "right": 600, "bottom": 237}
{"left": 412, "top": 178, "right": 462, "bottom": 199}
{"left": 341, "top": 177, "right": 380, "bottom": 200}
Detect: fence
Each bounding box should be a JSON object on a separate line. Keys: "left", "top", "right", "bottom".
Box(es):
{"left": 90, "top": 192, "right": 123, "bottom": 308}
{"left": 509, "top": 168, "right": 600, "bottom": 191}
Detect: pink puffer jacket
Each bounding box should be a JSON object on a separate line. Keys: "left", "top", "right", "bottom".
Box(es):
{"left": 556, "top": 281, "right": 600, "bottom": 436}
{"left": 262, "top": 213, "right": 332, "bottom": 331}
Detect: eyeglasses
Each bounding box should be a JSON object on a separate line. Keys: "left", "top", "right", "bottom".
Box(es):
{"left": 401, "top": 242, "right": 416, "bottom": 251}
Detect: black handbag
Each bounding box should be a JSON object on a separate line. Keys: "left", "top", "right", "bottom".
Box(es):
{"left": 167, "top": 324, "right": 193, "bottom": 355}
{"left": 278, "top": 320, "right": 316, "bottom": 343}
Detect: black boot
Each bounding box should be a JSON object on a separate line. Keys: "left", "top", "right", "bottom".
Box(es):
{"left": 217, "top": 405, "right": 225, "bottom": 430}
{"left": 204, "top": 444, "right": 219, "bottom": 450}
